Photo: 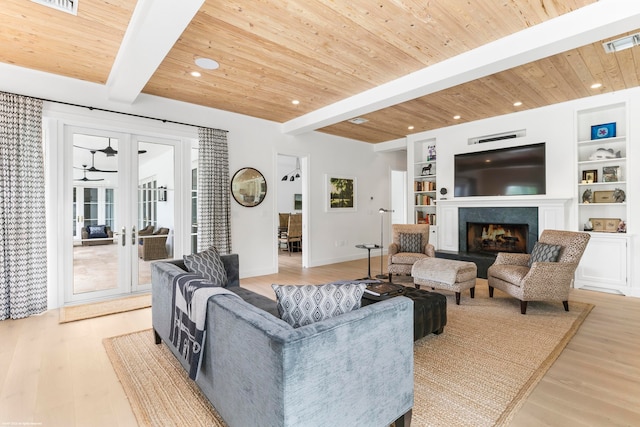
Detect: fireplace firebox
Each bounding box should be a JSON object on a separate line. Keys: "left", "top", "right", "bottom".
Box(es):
{"left": 466, "top": 222, "right": 528, "bottom": 254}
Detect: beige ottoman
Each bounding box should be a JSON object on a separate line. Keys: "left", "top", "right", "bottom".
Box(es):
{"left": 411, "top": 258, "right": 477, "bottom": 305}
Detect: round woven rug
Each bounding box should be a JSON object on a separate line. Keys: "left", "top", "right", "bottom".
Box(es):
{"left": 104, "top": 285, "right": 592, "bottom": 427}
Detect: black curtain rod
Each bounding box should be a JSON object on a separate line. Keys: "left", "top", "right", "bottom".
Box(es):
{"left": 5, "top": 90, "right": 224, "bottom": 131}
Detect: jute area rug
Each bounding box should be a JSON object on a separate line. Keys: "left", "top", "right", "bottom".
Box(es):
{"left": 59, "top": 293, "right": 151, "bottom": 323}
{"left": 104, "top": 285, "right": 592, "bottom": 427}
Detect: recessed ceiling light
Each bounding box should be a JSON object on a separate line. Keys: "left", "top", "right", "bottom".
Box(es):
{"left": 190, "top": 71, "right": 201, "bottom": 77}
{"left": 348, "top": 117, "right": 369, "bottom": 125}
{"left": 453, "top": 115, "right": 461, "bottom": 120}
{"left": 195, "top": 57, "right": 220, "bottom": 70}
{"left": 408, "top": 126, "right": 414, "bottom": 130}
{"left": 591, "top": 83, "right": 602, "bottom": 89}
{"left": 292, "top": 100, "right": 300, "bottom": 105}
{"left": 513, "top": 101, "right": 523, "bottom": 107}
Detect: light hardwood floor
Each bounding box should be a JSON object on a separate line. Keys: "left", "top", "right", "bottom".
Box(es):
{"left": 1, "top": 254, "right": 639, "bottom": 426}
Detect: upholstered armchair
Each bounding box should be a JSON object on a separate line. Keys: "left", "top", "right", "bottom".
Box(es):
{"left": 487, "top": 229, "right": 590, "bottom": 314}
{"left": 388, "top": 224, "right": 435, "bottom": 281}
{"left": 139, "top": 227, "right": 170, "bottom": 261}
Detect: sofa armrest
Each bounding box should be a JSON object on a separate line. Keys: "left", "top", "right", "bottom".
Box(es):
{"left": 423, "top": 243, "right": 436, "bottom": 257}
{"left": 206, "top": 295, "right": 414, "bottom": 427}
{"left": 521, "top": 261, "right": 579, "bottom": 300}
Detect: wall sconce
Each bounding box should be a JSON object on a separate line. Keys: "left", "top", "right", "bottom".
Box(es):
{"left": 158, "top": 186, "right": 167, "bottom": 202}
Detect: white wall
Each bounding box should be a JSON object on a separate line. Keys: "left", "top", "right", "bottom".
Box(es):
{"left": 1, "top": 63, "right": 405, "bottom": 308}
{"left": 277, "top": 155, "right": 303, "bottom": 213}
{"left": 407, "top": 87, "right": 640, "bottom": 289}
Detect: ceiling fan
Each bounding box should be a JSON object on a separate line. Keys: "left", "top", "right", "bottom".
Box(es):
{"left": 74, "top": 166, "right": 104, "bottom": 182}
{"left": 73, "top": 151, "right": 117, "bottom": 174}
{"left": 74, "top": 138, "right": 147, "bottom": 156}
{"left": 96, "top": 138, "right": 147, "bottom": 157}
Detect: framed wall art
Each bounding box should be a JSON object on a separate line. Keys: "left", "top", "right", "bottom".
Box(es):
{"left": 325, "top": 174, "right": 356, "bottom": 212}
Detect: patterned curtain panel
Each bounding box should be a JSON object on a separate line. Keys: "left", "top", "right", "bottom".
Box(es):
{"left": 0, "top": 92, "right": 47, "bottom": 320}
{"left": 197, "top": 127, "right": 231, "bottom": 254}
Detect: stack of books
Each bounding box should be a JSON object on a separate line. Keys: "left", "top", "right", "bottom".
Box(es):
{"left": 364, "top": 282, "right": 404, "bottom": 297}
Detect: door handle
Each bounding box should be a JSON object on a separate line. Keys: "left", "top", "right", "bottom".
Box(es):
{"left": 131, "top": 226, "right": 136, "bottom": 246}
{"left": 121, "top": 226, "right": 126, "bottom": 247}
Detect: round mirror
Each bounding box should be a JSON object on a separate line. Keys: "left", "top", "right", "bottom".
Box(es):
{"left": 231, "top": 167, "right": 267, "bottom": 207}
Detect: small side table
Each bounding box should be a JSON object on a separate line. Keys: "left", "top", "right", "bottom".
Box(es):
{"left": 355, "top": 244, "right": 381, "bottom": 279}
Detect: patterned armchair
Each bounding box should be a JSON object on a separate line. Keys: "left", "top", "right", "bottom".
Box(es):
{"left": 387, "top": 224, "right": 435, "bottom": 281}
{"left": 487, "top": 229, "right": 590, "bottom": 314}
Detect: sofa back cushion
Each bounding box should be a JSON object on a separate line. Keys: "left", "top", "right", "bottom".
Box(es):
{"left": 271, "top": 283, "right": 366, "bottom": 328}
{"left": 183, "top": 246, "right": 228, "bottom": 287}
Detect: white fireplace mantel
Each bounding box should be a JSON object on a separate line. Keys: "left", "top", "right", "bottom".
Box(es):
{"left": 436, "top": 197, "right": 572, "bottom": 252}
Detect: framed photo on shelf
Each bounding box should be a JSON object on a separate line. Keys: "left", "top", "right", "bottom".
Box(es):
{"left": 325, "top": 174, "right": 356, "bottom": 212}
{"left": 602, "top": 166, "right": 619, "bottom": 182}
{"left": 582, "top": 169, "right": 597, "bottom": 183}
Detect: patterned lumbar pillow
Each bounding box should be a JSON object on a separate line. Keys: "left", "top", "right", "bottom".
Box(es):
{"left": 271, "top": 283, "right": 366, "bottom": 328}
{"left": 528, "top": 242, "right": 562, "bottom": 267}
{"left": 183, "top": 246, "right": 228, "bottom": 287}
{"left": 399, "top": 232, "right": 422, "bottom": 253}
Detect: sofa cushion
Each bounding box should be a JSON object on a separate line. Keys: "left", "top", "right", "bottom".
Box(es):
{"left": 399, "top": 232, "right": 422, "bottom": 253}
{"left": 183, "top": 246, "right": 228, "bottom": 287}
{"left": 87, "top": 225, "right": 108, "bottom": 238}
{"left": 271, "top": 283, "right": 366, "bottom": 328}
{"left": 528, "top": 242, "right": 562, "bottom": 267}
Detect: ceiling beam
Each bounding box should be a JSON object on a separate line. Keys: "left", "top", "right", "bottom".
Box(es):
{"left": 106, "top": 0, "right": 205, "bottom": 104}
{"left": 282, "top": 0, "right": 640, "bottom": 136}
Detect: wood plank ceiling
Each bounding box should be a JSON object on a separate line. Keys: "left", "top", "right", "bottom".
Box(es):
{"left": 2, "top": 0, "right": 639, "bottom": 143}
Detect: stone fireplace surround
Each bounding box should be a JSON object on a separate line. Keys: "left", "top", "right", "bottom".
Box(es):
{"left": 459, "top": 207, "right": 538, "bottom": 254}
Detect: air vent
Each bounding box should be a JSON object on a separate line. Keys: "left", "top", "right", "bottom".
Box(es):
{"left": 348, "top": 117, "right": 369, "bottom": 125}
{"left": 31, "top": 0, "right": 78, "bottom": 15}
{"left": 468, "top": 129, "right": 526, "bottom": 145}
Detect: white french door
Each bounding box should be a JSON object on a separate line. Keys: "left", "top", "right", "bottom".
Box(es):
{"left": 64, "top": 126, "right": 178, "bottom": 304}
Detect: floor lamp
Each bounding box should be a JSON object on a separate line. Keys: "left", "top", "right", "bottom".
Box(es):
{"left": 376, "top": 208, "right": 394, "bottom": 279}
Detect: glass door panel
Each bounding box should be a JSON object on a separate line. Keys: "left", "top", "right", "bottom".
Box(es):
{"left": 70, "top": 131, "right": 124, "bottom": 300}
{"left": 135, "top": 138, "right": 175, "bottom": 291}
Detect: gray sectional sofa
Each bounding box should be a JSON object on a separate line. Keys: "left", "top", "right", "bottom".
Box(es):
{"left": 151, "top": 254, "right": 414, "bottom": 427}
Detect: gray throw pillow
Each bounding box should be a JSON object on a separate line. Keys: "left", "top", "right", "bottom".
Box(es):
{"left": 399, "top": 232, "right": 422, "bottom": 253}
{"left": 183, "top": 246, "right": 228, "bottom": 287}
{"left": 271, "top": 283, "right": 366, "bottom": 328}
{"left": 528, "top": 242, "right": 562, "bottom": 267}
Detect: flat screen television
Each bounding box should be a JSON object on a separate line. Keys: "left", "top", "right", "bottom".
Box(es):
{"left": 454, "top": 142, "right": 546, "bottom": 197}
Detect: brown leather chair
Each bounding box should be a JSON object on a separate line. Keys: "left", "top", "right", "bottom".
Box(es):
{"left": 487, "top": 229, "right": 590, "bottom": 314}
{"left": 387, "top": 224, "right": 435, "bottom": 281}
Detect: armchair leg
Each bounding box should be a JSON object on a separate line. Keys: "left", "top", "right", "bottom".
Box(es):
{"left": 563, "top": 301, "right": 569, "bottom": 311}
{"left": 153, "top": 329, "right": 161, "bottom": 345}
{"left": 470, "top": 286, "right": 475, "bottom": 299}
{"left": 488, "top": 286, "right": 494, "bottom": 298}
{"left": 455, "top": 292, "right": 461, "bottom": 305}
{"left": 520, "top": 301, "right": 528, "bottom": 315}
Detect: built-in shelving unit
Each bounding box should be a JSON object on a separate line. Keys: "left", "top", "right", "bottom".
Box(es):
{"left": 574, "top": 102, "right": 631, "bottom": 294}
{"left": 412, "top": 138, "right": 437, "bottom": 226}
{"left": 408, "top": 138, "right": 438, "bottom": 248}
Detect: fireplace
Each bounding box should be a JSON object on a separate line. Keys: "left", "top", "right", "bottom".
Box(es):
{"left": 466, "top": 222, "right": 528, "bottom": 254}
{"left": 458, "top": 207, "right": 538, "bottom": 254}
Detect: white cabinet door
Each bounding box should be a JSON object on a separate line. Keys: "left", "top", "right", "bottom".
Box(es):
{"left": 575, "top": 234, "right": 628, "bottom": 294}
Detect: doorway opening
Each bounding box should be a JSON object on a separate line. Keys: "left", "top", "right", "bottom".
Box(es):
{"left": 277, "top": 153, "right": 307, "bottom": 269}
